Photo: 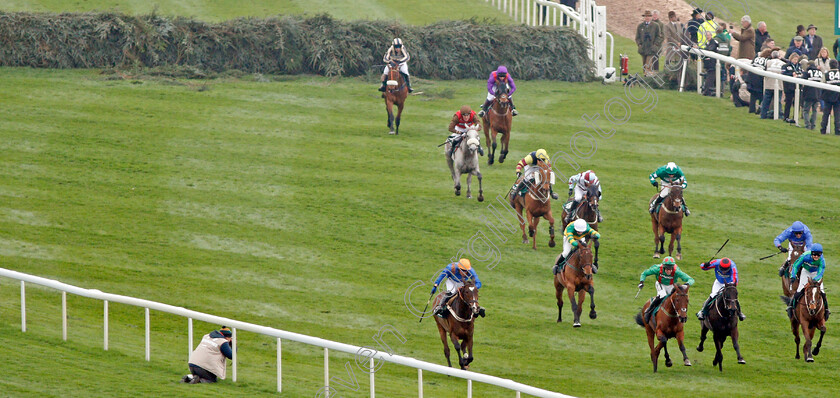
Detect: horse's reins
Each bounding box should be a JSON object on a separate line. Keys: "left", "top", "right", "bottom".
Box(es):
{"left": 446, "top": 284, "right": 478, "bottom": 323}
{"left": 803, "top": 285, "right": 824, "bottom": 317}
{"left": 575, "top": 191, "right": 599, "bottom": 224}
{"left": 564, "top": 249, "right": 593, "bottom": 277}
{"left": 659, "top": 185, "right": 683, "bottom": 215}
{"left": 713, "top": 286, "right": 739, "bottom": 319}
{"left": 660, "top": 292, "right": 688, "bottom": 318}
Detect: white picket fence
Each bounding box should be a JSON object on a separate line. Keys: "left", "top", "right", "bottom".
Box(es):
{"left": 1, "top": 267, "right": 575, "bottom": 398}
{"left": 487, "top": 0, "right": 614, "bottom": 78}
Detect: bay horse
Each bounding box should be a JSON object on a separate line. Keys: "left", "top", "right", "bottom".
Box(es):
{"left": 434, "top": 279, "right": 480, "bottom": 370}
{"left": 554, "top": 240, "right": 596, "bottom": 327}
{"left": 383, "top": 62, "right": 408, "bottom": 135}
{"left": 562, "top": 183, "right": 601, "bottom": 231}
{"left": 650, "top": 185, "right": 684, "bottom": 259}
{"left": 509, "top": 159, "right": 556, "bottom": 250}
{"left": 696, "top": 283, "right": 745, "bottom": 371}
{"left": 781, "top": 242, "right": 806, "bottom": 298}
{"left": 482, "top": 81, "right": 512, "bottom": 165}
{"left": 781, "top": 278, "right": 827, "bottom": 362}
{"left": 445, "top": 127, "right": 483, "bottom": 201}
{"left": 635, "top": 283, "right": 692, "bottom": 372}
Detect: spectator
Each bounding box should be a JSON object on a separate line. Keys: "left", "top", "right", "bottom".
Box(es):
{"left": 748, "top": 49, "right": 769, "bottom": 114}
{"left": 730, "top": 63, "right": 750, "bottom": 107}
{"left": 761, "top": 50, "right": 785, "bottom": 119}
{"left": 816, "top": 47, "right": 832, "bottom": 73}
{"left": 663, "top": 11, "right": 684, "bottom": 64}
{"left": 652, "top": 10, "right": 664, "bottom": 71}
{"left": 183, "top": 327, "right": 233, "bottom": 384}
{"left": 801, "top": 59, "right": 824, "bottom": 130}
{"left": 559, "top": 0, "right": 578, "bottom": 26}
{"left": 730, "top": 15, "right": 755, "bottom": 60}
{"left": 781, "top": 52, "right": 803, "bottom": 122}
{"left": 715, "top": 25, "right": 732, "bottom": 56}
{"left": 755, "top": 21, "right": 770, "bottom": 54}
{"left": 686, "top": 8, "right": 704, "bottom": 47}
{"left": 804, "top": 24, "right": 823, "bottom": 60}
{"left": 820, "top": 59, "right": 840, "bottom": 134}
{"left": 636, "top": 10, "right": 662, "bottom": 76}
{"left": 697, "top": 11, "right": 718, "bottom": 48}
{"left": 785, "top": 36, "right": 806, "bottom": 59}
{"left": 789, "top": 25, "right": 807, "bottom": 50}
{"left": 833, "top": 36, "right": 840, "bottom": 61}
{"left": 702, "top": 31, "right": 720, "bottom": 96}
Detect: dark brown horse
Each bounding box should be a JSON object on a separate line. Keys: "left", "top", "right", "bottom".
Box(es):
{"left": 635, "top": 283, "right": 692, "bottom": 372}
{"left": 510, "top": 160, "right": 556, "bottom": 250}
{"left": 561, "top": 183, "right": 601, "bottom": 230}
{"left": 482, "top": 81, "right": 512, "bottom": 165}
{"left": 782, "top": 242, "right": 806, "bottom": 298}
{"left": 650, "top": 185, "right": 684, "bottom": 259}
{"left": 554, "top": 240, "right": 596, "bottom": 327}
{"left": 383, "top": 63, "right": 408, "bottom": 135}
{"left": 434, "top": 279, "right": 480, "bottom": 370}
{"left": 697, "top": 283, "right": 745, "bottom": 371}
{"left": 781, "top": 278, "right": 827, "bottom": 362}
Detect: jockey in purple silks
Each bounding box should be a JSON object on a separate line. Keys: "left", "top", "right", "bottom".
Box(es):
{"left": 478, "top": 66, "right": 518, "bottom": 117}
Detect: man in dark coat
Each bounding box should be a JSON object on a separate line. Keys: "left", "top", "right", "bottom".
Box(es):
{"left": 804, "top": 24, "right": 823, "bottom": 60}
{"left": 685, "top": 8, "right": 704, "bottom": 47}
{"left": 755, "top": 21, "right": 770, "bottom": 54}
{"left": 636, "top": 10, "right": 662, "bottom": 75}
{"left": 820, "top": 59, "right": 840, "bottom": 135}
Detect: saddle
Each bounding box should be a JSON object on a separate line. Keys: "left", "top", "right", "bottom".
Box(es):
{"left": 563, "top": 199, "right": 575, "bottom": 212}
{"left": 647, "top": 292, "right": 673, "bottom": 328}
{"left": 649, "top": 193, "right": 662, "bottom": 215}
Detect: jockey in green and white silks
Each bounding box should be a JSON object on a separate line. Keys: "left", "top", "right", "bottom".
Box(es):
{"left": 553, "top": 219, "right": 601, "bottom": 274}
{"left": 649, "top": 162, "right": 690, "bottom": 216}
{"left": 638, "top": 256, "right": 695, "bottom": 324}
{"left": 787, "top": 243, "right": 829, "bottom": 320}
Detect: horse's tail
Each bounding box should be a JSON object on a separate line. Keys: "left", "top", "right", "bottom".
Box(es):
{"left": 780, "top": 296, "right": 792, "bottom": 305}
{"left": 634, "top": 309, "right": 645, "bottom": 327}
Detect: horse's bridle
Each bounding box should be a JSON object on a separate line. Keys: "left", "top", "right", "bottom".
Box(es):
{"left": 565, "top": 248, "right": 593, "bottom": 279}
{"left": 660, "top": 187, "right": 683, "bottom": 214}
{"left": 447, "top": 283, "right": 479, "bottom": 323}
{"left": 713, "top": 285, "right": 739, "bottom": 318}
{"left": 662, "top": 291, "right": 689, "bottom": 318}
{"left": 803, "top": 284, "right": 824, "bottom": 317}
{"left": 526, "top": 163, "right": 552, "bottom": 201}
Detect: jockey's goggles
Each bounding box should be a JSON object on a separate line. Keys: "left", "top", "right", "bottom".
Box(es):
{"left": 812, "top": 251, "right": 823, "bottom": 258}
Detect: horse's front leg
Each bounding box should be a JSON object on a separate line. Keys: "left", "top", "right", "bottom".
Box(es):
{"left": 791, "top": 319, "right": 801, "bottom": 359}
{"left": 677, "top": 329, "right": 691, "bottom": 366}
{"left": 813, "top": 322, "right": 827, "bottom": 356}
{"left": 658, "top": 225, "right": 666, "bottom": 255}
{"left": 663, "top": 340, "right": 672, "bottom": 367}
{"left": 453, "top": 170, "right": 462, "bottom": 196}
{"left": 652, "top": 334, "right": 667, "bottom": 372}
{"left": 465, "top": 173, "right": 473, "bottom": 199}
{"left": 713, "top": 334, "right": 724, "bottom": 371}
{"left": 697, "top": 323, "right": 709, "bottom": 352}
{"left": 668, "top": 232, "right": 676, "bottom": 257}
{"left": 594, "top": 238, "right": 600, "bottom": 266}
{"left": 675, "top": 229, "right": 683, "bottom": 260}
{"left": 394, "top": 103, "right": 403, "bottom": 135}
{"left": 573, "top": 288, "right": 585, "bottom": 327}
{"left": 565, "top": 283, "right": 577, "bottom": 325}
{"left": 651, "top": 219, "right": 660, "bottom": 258}
{"left": 475, "top": 170, "right": 484, "bottom": 202}
{"left": 588, "top": 285, "right": 597, "bottom": 319}
{"left": 483, "top": 125, "right": 494, "bottom": 165}
{"left": 802, "top": 322, "right": 815, "bottom": 362}
{"left": 449, "top": 332, "right": 464, "bottom": 369}
{"left": 732, "top": 326, "right": 746, "bottom": 364}
{"left": 386, "top": 101, "right": 395, "bottom": 133}
{"left": 555, "top": 278, "right": 565, "bottom": 322}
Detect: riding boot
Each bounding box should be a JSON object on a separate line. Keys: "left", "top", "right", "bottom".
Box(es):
{"left": 435, "top": 293, "right": 454, "bottom": 318}
{"left": 736, "top": 300, "right": 746, "bottom": 321}
{"left": 649, "top": 196, "right": 662, "bottom": 214}
{"left": 478, "top": 99, "right": 492, "bottom": 117}
{"left": 821, "top": 292, "right": 830, "bottom": 320}
{"left": 645, "top": 296, "right": 662, "bottom": 324}
{"left": 478, "top": 307, "right": 486, "bottom": 317}
{"left": 401, "top": 73, "right": 414, "bottom": 93}
{"left": 597, "top": 209, "right": 604, "bottom": 223}
{"left": 477, "top": 146, "right": 484, "bottom": 156}
{"left": 549, "top": 186, "right": 559, "bottom": 200}
{"left": 696, "top": 296, "right": 712, "bottom": 320}
{"left": 509, "top": 98, "right": 519, "bottom": 116}
{"left": 565, "top": 201, "right": 579, "bottom": 223}
{"left": 378, "top": 77, "right": 387, "bottom": 92}
{"left": 788, "top": 290, "right": 804, "bottom": 318}
{"left": 779, "top": 260, "right": 790, "bottom": 277}
{"left": 682, "top": 198, "right": 691, "bottom": 216}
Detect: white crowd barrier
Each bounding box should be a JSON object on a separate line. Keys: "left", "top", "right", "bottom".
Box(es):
{"left": 1, "top": 267, "right": 575, "bottom": 398}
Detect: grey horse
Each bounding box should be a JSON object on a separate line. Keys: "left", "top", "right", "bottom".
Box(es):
{"left": 445, "top": 127, "right": 484, "bottom": 201}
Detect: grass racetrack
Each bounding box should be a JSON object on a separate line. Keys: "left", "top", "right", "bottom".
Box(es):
{"left": 1, "top": 67, "right": 839, "bottom": 397}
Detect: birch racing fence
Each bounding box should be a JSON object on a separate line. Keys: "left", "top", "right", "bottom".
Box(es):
{"left": 1, "top": 267, "right": 575, "bottom": 398}
{"left": 486, "top": 0, "right": 614, "bottom": 78}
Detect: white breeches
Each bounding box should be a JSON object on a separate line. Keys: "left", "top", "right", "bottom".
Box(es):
{"left": 656, "top": 282, "right": 674, "bottom": 298}
{"left": 796, "top": 269, "right": 825, "bottom": 293}
{"left": 562, "top": 240, "right": 575, "bottom": 257}
{"left": 445, "top": 279, "right": 463, "bottom": 294}
{"left": 383, "top": 62, "right": 409, "bottom": 76}
{"left": 659, "top": 186, "right": 670, "bottom": 198}
{"left": 486, "top": 91, "right": 513, "bottom": 101}
{"left": 522, "top": 165, "right": 555, "bottom": 187}
{"left": 787, "top": 243, "right": 792, "bottom": 261}
{"left": 453, "top": 126, "right": 469, "bottom": 134}
{"left": 709, "top": 279, "right": 725, "bottom": 298}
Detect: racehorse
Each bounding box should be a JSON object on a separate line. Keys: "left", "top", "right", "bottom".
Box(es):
{"left": 434, "top": 278, "right": 480, "bottom": 370}
{"left": 635, "top": 283, "right": 692, "bottom": 372}
{"left": 650, "top": 185, "right": 684, "bottom": 259}
{"left": 696, "top": 283, "right": 745, "bottom": 371}
{"left": 781, "top": 278, "right": 827, "bottom": 362}
{"left": 383, "top": 62, "right": 408, "bottom": 135}
{"left": 482, "top": 80, "right": 512, "bottom": 165}
{"left": 554, "top": 240, "right": 596, "bottom": 327}
{"left": 562, "top": 183, "right": 601, "bottom": 231}
{"left": 781, "top": 242, "right": 806, "bottom": 298}
{"left": 445, "top": 127, "right": 483, "bottom": 201}
{"left": 509, "top": 160, "right": 556, "bottom": 250}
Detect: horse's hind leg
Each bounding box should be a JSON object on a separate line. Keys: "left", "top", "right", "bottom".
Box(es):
{"left": 574, "top": 289, "right": 585, "bottom": 327}
{"left": 813, "top": 324, "right": 826, "bottom": 356}
{"left": 547, "top": 212, "right": 556, "bottom": 248}
{"left": 668, "top": 233, "right": 677, "bottom": 258}
{"left": 677, "top": 329, "right": 691, "bottom": 366}
{"left": 651, "top": 219, "right": 660, "bottom": 258}
{"left": 453, "top": 171, "right": 462, "bottom": 196}
{"left": 394, "top": 103, "right": 403, "bottom": 135}
{"left": 697, "top": 323, "right": 709, "bottom": 352}
{"left": 792, "top": 320, "right": 801, "bottom": 359}
{"left": 675, "top": 229, "right": 683, "bottom": 260}
{"left": 438, "top": 326, "right": 452, "bottom": 367}
{"left": 732, "top": 327, "right": 745, "bottom": 363}
{"left": 555, "top": 279, "right": 564, "bottom": 322}
{"left": 474, "top": 170, "right": 484, "bottom": 202}
{"left": 386, "top": 101, "right": 395, "bottom": 134}
{"left": 588, "top": 285, "right": 597, "bottom": 319}
{"left": 713, "top": 334, "right": 724, "bottom": 371}
{"left": 530, "top": 215, "right": 539, "bottom": 250}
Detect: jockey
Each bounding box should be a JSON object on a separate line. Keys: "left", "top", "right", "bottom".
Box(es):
{"left": 553, "top": 219, "right": 601, "bottom": 274}
{"left": 649, "top": 162, "right": 690, "bottom": 216}
{"left": 565, "top": 170, "right": 603, "bottom": 224}
{"left": 379, "top": 38, "right": 413, "bottom": 93}
{"left": 788, "top": 243, "right": 829, "bottom": 320}
{"left": 696, "top": 258, "right": 746, "bottom": 321}
{"left": 446, "top": 105, "right": 483, "bottom": 158}
{"left": 431, "top": 258, "right": 485, "bottom": 318}
{"left": 773, "top": 221, "right": 813, "bottom": 276}
{"left": 513, "top": 149, "right": 559, "bottom": 200}
{"left": 478, "top": 66, "right": 518, "bottom": 117}
{"left": 638, "top": 256, "right": 695, "bottom": 324}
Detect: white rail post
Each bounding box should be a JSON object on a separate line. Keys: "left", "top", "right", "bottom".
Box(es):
{"left": 418, "top": 368, "right": 423, "bottom": 398}
{"left": 679, "top": 56, "right": 688, "bottom": 92}
{"left": 774, "top": 84, "right": 780, "bottom": 120}
{"left": 552, "top": 7, "right": 556, "bottom": 26}
{"left": 277, "top": 338, "right": 282, "bottom": 392}
{"left": 498, "top": 0, "right": 501, "bottom": 10}
{"left": 62, "top": 291, "right": 67, "bottom": 341}
{"left": 794, "top": 83, "right": 800, "bottom": 126}
{"left": 103, "top": 300, "right": 109, "bottom": 350}
{"left": 468, "top": 379, "right": 473, "bottom": 398}
{"left": 517, "top": 392, "right": 521, "bottom": 398}
{"left": 187, "top": 318, "right": 193, "bottom": 358}
{"left": 324, "top": 347, "right": 329, "bottom": 397}
{"left": 715, "top": 59, "right": 721, "bottom": 98}
{"left": 370, "top": 357, "right": 375, "bottom": 398}
{"left": 697, "top": 57, "right": 702, "bottom": 94}
{"left": 526, "top": 0, "right": 530, "bottom": 26}
{"left": 20, "top": 281, "right": 25, "bottom": 332}
{"left": 145, "top": 307, "right": 150, "bottom": 361}
{"left": 232, "top": 328, "right": 237, "bottom": 382}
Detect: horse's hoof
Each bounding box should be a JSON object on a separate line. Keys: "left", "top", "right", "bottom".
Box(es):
{"left": 665, "top": 359, "right": 673, "bottom": 367}
{"left": 573, "top": 322, "right": 581, "bottom": 328}
{"left": 467, "top": 194, "right": 472, "bottom": 199}
{"left": 477, "top": 195, "right": 484, "bottom": 202}
{"left": 455, "top": 190, "right": 460, "bottom": 196}
{"left": 676, "top": 253, "right": 682, "bottom": 260}
{"left": 653, "top": 253, "right": 660, "bottom": 259}
{"left": 389, "top": 131, "right": 395, "bottom": 135}
{"left": 522, "top": 238, "right": 528, "bottom": 244}
{"left": 813, "top": 347, "right": 820, "bottom": 356}
{"left": 806, "top": 357, "right": 814, "bottom": 363}
{"left": 589, "top": 311, "right": 597, "bottom": 319}
{"left": 796, "top": 354, "right": 800, "bottom": 359}
{"left": 549, "top": 241, "right": 556, "bottom": 248}
{"left": 738, "top": 359, "right": 746, "bottom": 364}
{"left": 696, "top": 346, "right": 704, "bottom": 352}
{"left": 684, "top": 359, "right": 692, "bottom": 366}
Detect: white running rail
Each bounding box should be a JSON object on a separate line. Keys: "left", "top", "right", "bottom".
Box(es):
{"left": 1, "top": 267, "right": 575, "bottom": 398}
{"left": 487, "top": 0, "right": 614, "bottom": 78}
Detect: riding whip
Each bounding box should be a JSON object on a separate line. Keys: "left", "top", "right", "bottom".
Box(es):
{"left": 759, "top": 250, "right": 785, "bottom": 261}
{"left": 634, "top": 287, "right": 642, "bottom": 299}
{"left": 706, "top": 238, "right": 729, "bottom": 264}
{"left": 419, "top": 290, "right": 435, "bottom": 323}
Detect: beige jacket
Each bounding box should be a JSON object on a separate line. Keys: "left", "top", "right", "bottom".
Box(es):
{"left": 189, "top": 334, "right": 229, "bottom": 379}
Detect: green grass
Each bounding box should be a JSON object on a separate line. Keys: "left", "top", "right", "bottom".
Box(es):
{"left": 1, "top": 67, "right": 840, "bottom": 397}
{"left": 712, "top": 0, "right": 834, "bottom": 47}
{"left": 0, "top": 0, "right": 510, "bottom": 24}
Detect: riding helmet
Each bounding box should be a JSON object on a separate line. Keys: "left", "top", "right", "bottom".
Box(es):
{"left": 719, "top": 257, "right": 732, "bottom": 268}
{"left": 811, "top": 243, "right": 823, "bottom": 257}
{"left": 666, "top": 161, "right": 677, "bottom": 170}
{"left": 662, "top": 256, "right": 676, "bottom": 266}
{"left": 535, "top": 148, "right": 549, "bottom": 162}
{"left": 460, "top": 105, "right": 472, "bottom": 115}
{"left": 457, "top": 258, "right": 472, "bottom": 271}
{"left": 573, "top": 219, "right": 587, "bottom": 233}
{"left": 393, "top": 38, "right": 403, "bottom": 47}
{"left": 791, "top": 221, "right": 806, "bottom": 233}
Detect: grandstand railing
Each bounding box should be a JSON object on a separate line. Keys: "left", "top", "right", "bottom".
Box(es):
{"left": 1, "top": 267, "right": 575, "bottom": 398}
{"left": 487, "top": 0, "right": 614, "bottom": 78}
{"left": 680, "top": 45, "right": 840, "bottom": 126}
